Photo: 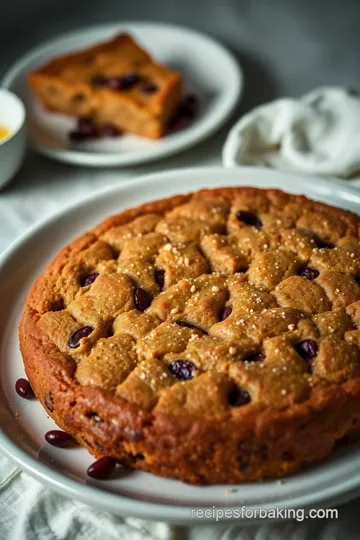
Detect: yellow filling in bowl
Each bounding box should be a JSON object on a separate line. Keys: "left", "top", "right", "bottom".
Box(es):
{"left": 0, "top": 125, "right": 10, "bottom": 141}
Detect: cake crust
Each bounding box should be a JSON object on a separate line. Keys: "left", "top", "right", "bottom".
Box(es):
{"left": 19, "top": 187, "right": 360, "bottom": 484}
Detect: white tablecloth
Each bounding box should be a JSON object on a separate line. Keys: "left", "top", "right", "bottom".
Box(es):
{"left": 1, "top": 144, "right": 360, "bottom": 540}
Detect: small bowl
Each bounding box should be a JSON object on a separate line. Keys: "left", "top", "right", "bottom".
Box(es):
{"left": 0, "top": 88, "right": 26, "bottom": 190}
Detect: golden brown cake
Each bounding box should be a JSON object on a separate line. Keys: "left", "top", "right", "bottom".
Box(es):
{"left": 19, "top": 187, "right": 360, "bottom": 484}
{"left": 28, "top": 33, "right": 183, "bottom": 139}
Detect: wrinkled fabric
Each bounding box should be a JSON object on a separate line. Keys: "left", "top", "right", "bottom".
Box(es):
{"left": 223, "top": 87, "right": 360, "bottom": 177}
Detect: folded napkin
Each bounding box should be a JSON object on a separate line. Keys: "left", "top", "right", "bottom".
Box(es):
{"left": 222, "top": 87, "right": 360, "bottom": 177}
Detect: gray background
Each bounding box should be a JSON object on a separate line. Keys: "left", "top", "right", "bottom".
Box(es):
{"left": 1, "top": 0, "right": 360, "bottom": 112}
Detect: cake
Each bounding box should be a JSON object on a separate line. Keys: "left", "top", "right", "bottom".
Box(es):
{"left": 19, "top": 187, "right": 360, "bottom": 484}
{"left": 28, "top": 33, "right": 183, "bottom": 139}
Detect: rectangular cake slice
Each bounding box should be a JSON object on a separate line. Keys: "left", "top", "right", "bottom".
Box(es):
{"left": 28, "top": 33, "right": 183, "bottom": 139}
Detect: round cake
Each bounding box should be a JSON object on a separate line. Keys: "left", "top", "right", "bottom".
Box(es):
{"left": 19, "top": 187, "right": 360, "bottom": 484}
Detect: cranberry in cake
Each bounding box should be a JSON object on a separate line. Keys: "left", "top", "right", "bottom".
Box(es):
{"left": 19, "top": 186, "right": 360, "bottom": 484}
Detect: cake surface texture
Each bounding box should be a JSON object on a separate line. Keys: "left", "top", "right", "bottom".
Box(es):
{"left": 19, "top": 186, "right": 360, "bottom": 484}
{"left": 28, "top": 33, "right": 183, "bottom": 139}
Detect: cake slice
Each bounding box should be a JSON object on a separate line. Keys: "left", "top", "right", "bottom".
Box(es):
{"left": 28, "top": 33, "right": 183, "bottom": 139}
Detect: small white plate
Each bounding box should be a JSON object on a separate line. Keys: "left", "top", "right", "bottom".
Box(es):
{"left": 1, "top": 22, "right": 243, "bottom": 167}
{"left": 2, "top": 167, "right": 360, "bottom": 524}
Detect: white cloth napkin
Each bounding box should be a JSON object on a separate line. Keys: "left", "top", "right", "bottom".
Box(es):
{"left": 222, "top": 87, "right": 360, "bottom": 177}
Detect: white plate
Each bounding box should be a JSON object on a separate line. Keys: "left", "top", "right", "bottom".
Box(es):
{"left": 2, "top": 167, "right": 360, "bottom": 524}
{"left": 1, "top": 22, "right": 242, "bottom": 167}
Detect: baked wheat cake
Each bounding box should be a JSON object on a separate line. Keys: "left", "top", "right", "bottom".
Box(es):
{"left": 19, "top": 186, "right": 360, "bottom": 484}
{"left": 28, "top": 33, "right": 183, "bottom": 139}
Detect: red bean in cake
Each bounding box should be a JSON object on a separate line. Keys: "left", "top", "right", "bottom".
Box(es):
{"left": 19, "top": 187, "right": 360, "bottom": 484}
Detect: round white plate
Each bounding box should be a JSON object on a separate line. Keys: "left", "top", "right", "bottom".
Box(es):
{"left": 2, "top": 167, "right": 360, "bottom": 524}
{"left": 1, "top": 22, "right": 243, "bottom": 167}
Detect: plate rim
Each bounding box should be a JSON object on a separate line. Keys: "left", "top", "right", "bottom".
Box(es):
{"left": 1, "top": 21, "right": 243, "bottom": 167}
{"left": 2, "top": 166, "right": 360, "bottom": 523}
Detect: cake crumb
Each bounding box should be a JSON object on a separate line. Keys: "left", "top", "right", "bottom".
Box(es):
{"left": 287, "top": 324, "right": 295, "bottom": 331}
